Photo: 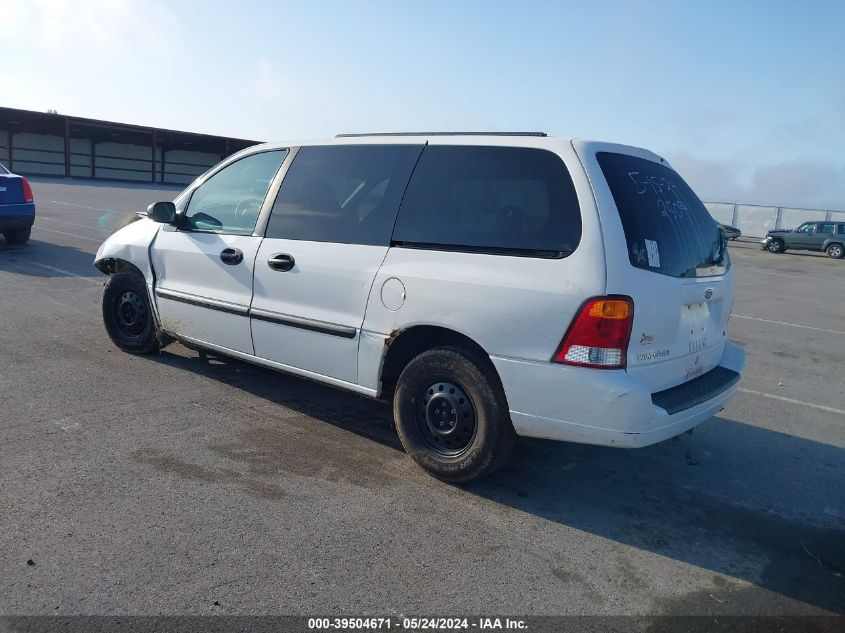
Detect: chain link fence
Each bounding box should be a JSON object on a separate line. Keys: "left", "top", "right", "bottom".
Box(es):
{"left": 703, "top": 202, "right": 845, "bottom": 239}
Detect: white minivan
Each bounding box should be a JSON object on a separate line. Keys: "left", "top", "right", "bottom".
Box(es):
{"left": 95, "top": 133, "right": 744, "bottom": 482}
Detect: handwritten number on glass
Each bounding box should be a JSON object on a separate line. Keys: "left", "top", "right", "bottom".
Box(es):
{"left": 627, "top": 171, "right": 689, "bottom": 219}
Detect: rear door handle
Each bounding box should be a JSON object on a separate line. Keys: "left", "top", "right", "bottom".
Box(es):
{"left": 267, "top": 253, "right": 295, "bottom": 272}
{"left": 220, "top": 248, "right": 243, "bottom": 265}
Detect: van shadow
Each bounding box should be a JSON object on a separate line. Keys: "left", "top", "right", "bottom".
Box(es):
{"left": 0, "top": 239, "right": 100, "bottom": 278}
{"left": 151, "top": 347, "right": 845, "bottom": 613}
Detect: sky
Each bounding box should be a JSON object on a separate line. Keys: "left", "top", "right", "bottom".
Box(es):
{"left": 2, "top": 0, "right": 845, "bottom": 208}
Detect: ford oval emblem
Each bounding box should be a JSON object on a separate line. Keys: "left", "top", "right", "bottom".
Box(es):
{"left": 704, "top": 288, "right": 713, "bottom": 301}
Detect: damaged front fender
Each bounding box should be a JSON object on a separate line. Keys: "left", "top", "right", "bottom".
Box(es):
{"left": 94, "top": 216, "right": 163, "bottom": 284}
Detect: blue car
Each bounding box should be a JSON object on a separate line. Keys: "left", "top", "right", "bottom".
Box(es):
{"left": 0, "top": 162, "right": 35, "bottom": 244}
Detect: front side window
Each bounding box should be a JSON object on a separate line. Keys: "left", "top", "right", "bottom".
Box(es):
{"left": 795, "top": 223, "right": 815, "bottom": 233}
{"left": 818, "top": 223, "right": 835, "bottom": 234}
{"left": 393, "top": 146, "right": 581, "bottom": 257}
{"left": 265, "top": 144, "right": 423, "bottom": 245}
{"left": 182, "top": 150, "right": 288, "bottom": 234}
{"left": 597, "top": 152, "right": 728, "bottom": 278}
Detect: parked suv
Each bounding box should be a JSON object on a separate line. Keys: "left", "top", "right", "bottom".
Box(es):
{"left": 94, "top": 134, "right": 744, "bottom": 481}
{"left": 762, "top": 221, "right": 845, "bottom": 258}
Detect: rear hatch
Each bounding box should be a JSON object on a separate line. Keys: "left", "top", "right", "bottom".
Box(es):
{"left": 575, "top": 141, "right": 732, "bottom": 393}
{"left": 0, "top": 173, "right": 25, "bottom": 206}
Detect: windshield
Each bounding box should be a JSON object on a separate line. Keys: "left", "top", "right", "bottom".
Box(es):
{"left": 597, "top": 152, "right": 729, "bottom": 278}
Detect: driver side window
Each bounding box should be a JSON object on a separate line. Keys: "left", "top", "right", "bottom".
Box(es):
{"left": 183, "top": 150, "right": 288, "bottom": 234}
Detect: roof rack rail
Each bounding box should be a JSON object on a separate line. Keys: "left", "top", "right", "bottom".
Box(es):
{"left": 335, "top": 131, "right": 548, "bottom": 138}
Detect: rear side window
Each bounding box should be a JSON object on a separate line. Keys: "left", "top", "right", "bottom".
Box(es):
{"left": 597, "top": 152, "right": 729, "bottom": 278}
{"left": 265, "top": 144, "right": 423, "bottom": 245}
{"left": 818, "top": 223, "right": 835, "bottom": 234}
{"left": 392, "top": 146, "right": 581, "bottom": 257}
{"left": 838, "top": 224, "right": 845, "bottom": 235}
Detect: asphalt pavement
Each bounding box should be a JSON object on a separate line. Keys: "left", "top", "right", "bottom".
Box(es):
{"left": 0, "top": 179, "right": 843, "bottom": 616}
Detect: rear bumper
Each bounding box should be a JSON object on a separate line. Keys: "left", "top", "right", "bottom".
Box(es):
{"left": 491, "top": 341, "right": 745, "bottom": 448}
{"left": 0, "top": 203, "right": 35, "bottom": 231}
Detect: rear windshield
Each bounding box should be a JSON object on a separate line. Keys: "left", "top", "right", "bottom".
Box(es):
{"left": 597, "top": 152, "right": 729, "bottom": 278}
{"left": 0, "top": 163, "right": 9, "bottom": 174}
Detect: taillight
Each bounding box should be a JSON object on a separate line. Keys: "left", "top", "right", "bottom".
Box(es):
{"left": 21, "top": 177, "right": 34, "bottom": 203}
{"left": 553, "top": 296, "right": 634, "bottom": 369}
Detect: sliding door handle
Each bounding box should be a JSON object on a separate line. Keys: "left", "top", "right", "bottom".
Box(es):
{"left": 220, "top": 248, "right": 243, "bottom": 265}
{"left": 268, "top": 253, "right": 295, "bottom": 272}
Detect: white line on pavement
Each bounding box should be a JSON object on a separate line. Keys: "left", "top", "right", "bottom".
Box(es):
{"left": 738, "top": 388, "right": 845, "bottom": 417}
{"left": 737, "top": 267, "right": 806, "bottom": 281}
{"left": 39, "top": 216, "right": 109, "bottom": 232}
{"left": 48, "top": 200, "right": 130, "bottom": 215}
{"left": 732, "top": 314, "right": 845, "bottom": 335}
{"left": 25, "top": 260, "right": 102, "bottom": 284}
{"left": 33, "top": 225, "right": 102, "bottom": 243}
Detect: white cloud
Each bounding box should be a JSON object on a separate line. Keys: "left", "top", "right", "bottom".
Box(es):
{"left": 667, "top": 100, "right": 845, "bottom": 209}
{"left": 670, "top": 151, "right": 845, "bottom": 210}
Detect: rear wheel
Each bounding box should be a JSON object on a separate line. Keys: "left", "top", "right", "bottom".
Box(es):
{"left": 102, "top": 271, "right": 160, "bottom": 354}
{"left": 766, "top": 238, "right": 785, "bottom": 253}
{"left": 393, "top": 347, "right": 515, "bottom": 482}
{"left": 826, "top": 243, "right": 844, "bottom": 259}
{"left": 3, "top": 228, "right": 31, "bottom": 244}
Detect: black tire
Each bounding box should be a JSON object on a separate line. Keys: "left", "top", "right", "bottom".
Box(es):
{"left": 393, "top": 346, "right": 515, "bottom": 482}
{"left": 102, "top": 271, "right": 160, "bottom": 354}
{"left": 826, "top": 243, "right": 844, "bottom": 259}
{"left": 766, "top": 239, "right": 785, "bottom": 253}
{"left": 3, "top": 228, "right": 31, "bottom": 244}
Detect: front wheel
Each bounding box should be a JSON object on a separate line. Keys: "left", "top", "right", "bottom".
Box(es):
{"left": 393, "top": 347, "right": 515, "bottom": 482}
{"left": 3, "top": 228, "right": 31, "bottom": 244}
{"left": 102, "top": 271, "right": 160, "bottom": 354}
{"left": 826, "top": 243, "right": 844, "bottom": 259}
{"left": 766, "top": 239, "right": 785, "bottom": 253}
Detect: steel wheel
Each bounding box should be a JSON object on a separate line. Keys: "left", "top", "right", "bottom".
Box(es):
{"left": 393, "top": 347, "right": 515, "bottom": 482}
{"left": 102, "top": 271, "right": 160, "bottom": 355}
{"left": 415, "top": 381, "right": 477, "bottom": 456}
{"left": 115, "top": 289, "right": 148, "bottom": 337}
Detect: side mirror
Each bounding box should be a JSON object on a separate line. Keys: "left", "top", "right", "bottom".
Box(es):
{"left": 146, "top": 201, "right": 176, "bottom": 224}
